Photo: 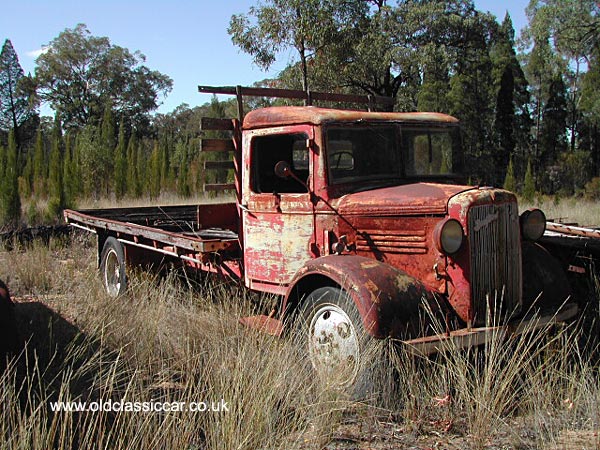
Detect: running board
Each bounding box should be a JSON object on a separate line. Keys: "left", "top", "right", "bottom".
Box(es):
{"left": 239, "top": 315, "right": 283, "bottom": 336}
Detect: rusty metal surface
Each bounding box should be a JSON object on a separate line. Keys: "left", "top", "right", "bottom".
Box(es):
{"left": 239, "top": 315, "right": 283, "bottom": 336}
{"left": 546, "top": 222, "right": 600, "bottom": 239}
{"left": 64, "top": 209, "right": 240, "bottom": 255}
{"left": 402, "top": 302, "right": 578, "bottom": 356}
{"left": 243, "top": 106, "right": 459, "bottom": 130}
{"left": 284, "top": 255, "right": 439, "bottom": 338}
{"left": 332, "top": 183, "right": 470, "bottom": 216}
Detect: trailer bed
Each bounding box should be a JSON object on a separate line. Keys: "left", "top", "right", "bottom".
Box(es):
{"left": 64, "top": 203, "right": 240, "bottom": 256}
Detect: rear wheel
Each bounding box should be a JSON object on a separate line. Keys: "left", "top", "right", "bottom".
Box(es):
{"left": 100, "top": 237, "right": 127, "bottom": 297}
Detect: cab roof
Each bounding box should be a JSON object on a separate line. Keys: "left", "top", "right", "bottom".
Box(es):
{"left": 243, "top": 106, "right": 459, "bottom": 130}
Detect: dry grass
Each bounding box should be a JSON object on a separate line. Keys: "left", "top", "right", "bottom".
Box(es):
{"left": 520, "top": 196, "right": 600, "bottom": 227}
{"left": 76, "top": 192, "right": 236, "bottom": 210}
{"left": 0, "top": 235, "right": 599, "bottom": 449}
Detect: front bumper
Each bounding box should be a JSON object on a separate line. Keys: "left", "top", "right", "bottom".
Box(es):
{"left": 401, "top": 302, "right": 579, "bottom": 356}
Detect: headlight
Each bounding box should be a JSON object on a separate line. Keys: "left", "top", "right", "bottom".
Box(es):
{"left": 520, "top": 209, "right": 546, "bottom": 241}
{"left": 435, "top": 219, "right": 464, "bottom": 255}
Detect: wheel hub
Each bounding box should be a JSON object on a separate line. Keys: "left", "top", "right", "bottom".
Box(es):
{"left": 308, "top": 303, "right": 360, "bottom": 384}
{"left": 104, "top": 249, "right": 121, "bottom": 297}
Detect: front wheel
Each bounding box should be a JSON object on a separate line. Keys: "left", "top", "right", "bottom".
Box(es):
{"left": 99, "top": 237, "right": 127, "bottom": 297}
{"left": 297, "top": 286, "right": 368, "bottom": 387}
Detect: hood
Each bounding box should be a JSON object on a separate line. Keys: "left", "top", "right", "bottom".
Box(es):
{"left": 334, "top": 183, "right": 474, "bottom": 216}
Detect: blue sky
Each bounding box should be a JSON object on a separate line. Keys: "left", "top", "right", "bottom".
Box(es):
{"left": 1, "top": 1, "right": 529, "bottom": 116}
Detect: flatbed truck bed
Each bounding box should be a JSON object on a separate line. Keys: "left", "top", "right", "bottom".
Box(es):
{"left": 64, "top": 202, "right": 242, "bottom": 278}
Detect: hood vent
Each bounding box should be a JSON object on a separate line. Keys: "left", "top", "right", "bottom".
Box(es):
{"left": 356, "top": 229, "right": 427, "bottom": 254}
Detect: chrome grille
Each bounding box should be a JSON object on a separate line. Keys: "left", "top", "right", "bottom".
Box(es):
{"left": 468, "top": 202, "right": 522, "bottom": 325}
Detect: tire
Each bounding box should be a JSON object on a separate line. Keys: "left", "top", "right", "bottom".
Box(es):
{"left": 296, "top": 287, "right": 388, "bottom": 399}
{"left": 100, "top": 237, "right": 127, "bottom": 297}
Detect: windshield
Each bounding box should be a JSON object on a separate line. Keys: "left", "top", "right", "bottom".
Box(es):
{"left": 326, "top": 124, "right": 461, "bottom": 186}
{"left": 326, "top": 126, "right": 400, "bottom": 185}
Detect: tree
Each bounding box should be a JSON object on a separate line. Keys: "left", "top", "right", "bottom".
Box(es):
{"left": 147, "top": 141, "right": 161, "bottom": 199}
{"left": 229, "top": 0, "right": 365, "bottom": 94}
{"left": 0, "top": 39, "right": 37, "bottom": 148}
{"left": 63, "top": 133, "right": 76, "bottom": 206}
{"left": 126, "top": 132, "right": 139, "bottom": 197}
{"left": 491, "top": 14, "right": 532, "bottom": 185}
{"left": 32, "top": 129, "right": 46, "bottom": 195}
{"left": 523, "top": 158, "right": 536, "bottom": 201}
{"left": 539, "top": 75, "right": 568, "bottom": 169}
{"left": 0, "top": 130, "right": 21, "bottom": 228}
{"left": 114, "top": 122, "right": 127, "bottom": 200}
{"left": 48, "top": 115, "right": 66, "bottom": 217}
{"left": 503, "top": 156, "right": 517, "bottom": 192}
{"left": 34, "top": 24, "right": 173, "bottom": 129}
{"left": 99, "top": 103, "right": 116, "bottom": 195}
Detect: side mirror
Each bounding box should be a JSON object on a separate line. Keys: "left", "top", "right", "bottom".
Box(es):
{"left": 274, "top": 160, "right": 292, "bottom": 179}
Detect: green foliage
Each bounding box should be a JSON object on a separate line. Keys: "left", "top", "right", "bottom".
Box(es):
{"left": 62, "top": 133, "right": 75, "bottom": 206}
{"left": 0, "top": 144, "right": 5, "bottom": 179}
{"left": 584, "top": 177, "right": 600, "bottom": 200}
{"left": 114, "top": 123, "right": 127, "bottom": 200}
{"left": 32, "top": 129, "right": 46, "bottom": 195}
{"left": 126, "top": 133, "right": 140, "bottom": 197}
{"left": 522, "top": 159, "right": 536, "bottom": 202}
{"left": 176, "top": 140, "right": 190, "bottom": 198}
{"left": 34, "top": 24, "right": 172, "bottom": 129}
{"left": 147, "top": 141, "right": 161, "bottom": 199}
{"left": 0, "top": 39, "right": 37, "bottom": 145}
{"left": 0, "top": 130, "right": 21, "bottom": 228}
{"left": 77, "top": 126, "right": 109, "bottom": 199}
{"left": 47, "top": 115, "right": 66, "bottom": 218}
{"left": 229, "top": 0, "right": 366, "bottom": 92}
{"left": 503, "top": 157, "right": 516, "bottom": 193}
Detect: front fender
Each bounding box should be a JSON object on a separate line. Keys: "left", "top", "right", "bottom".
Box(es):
{"left": 284, "top": 255, "right": 437, "bottom": 338}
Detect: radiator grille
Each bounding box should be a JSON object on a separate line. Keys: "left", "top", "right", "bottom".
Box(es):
{"left": 468, "top": 202, "right": 522, "bottom": 325}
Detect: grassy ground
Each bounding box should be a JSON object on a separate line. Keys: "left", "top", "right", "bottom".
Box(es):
{"left": 0, "top": 234, "right": 599, "bottom": 449}
{"left": 520, "top": 196, "right": 600, "bottom": 227}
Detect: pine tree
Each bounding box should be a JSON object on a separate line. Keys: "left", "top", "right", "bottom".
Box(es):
{"left": 159, "top": 134, "right": 171, "bottom": 190}
{"left": 523, "top": 158, "right": 535, "bottom": 202}
{"left": 32, "top": 129, "right": 46, "bottom": 196}
{"left": 100, "top": 103, "right": 116, "bottom": 195}
{"left": 503, "top": 156, "right": 516, "bottom": 193}
{"left": 1, "top": 130, "right": 21, "bottom": 228}
{"left": 148, "top": 141, "right": 161, "bottom": 199}
{"left": 63, "top": 133, "right": 75, "bottom": 206}
{"left": 126, "top": 133, "right": 139, "bottom": 197}
{"left": 0, "top": 144, "right": 6, "bottom": 179}
{"left": 70, "top": 132, "right": 82, "bottom": 197}
{"left": 114, "top": 122, "right": 127, "bottom": 200}
{"left": 0, "top": 39, "right": 36, "bottom": 149}
{"left": 48, "top": 115, "right": 66, "bottom": 218}
{"left": 135, "top": 142, "right": 145, "bottom": 197}
{"left": 177, "top": 141, "right": 190, "bottom": 198}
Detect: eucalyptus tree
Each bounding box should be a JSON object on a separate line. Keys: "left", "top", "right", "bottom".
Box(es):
{"left": 34, "top": 24, "right": 172, "bottom": 130}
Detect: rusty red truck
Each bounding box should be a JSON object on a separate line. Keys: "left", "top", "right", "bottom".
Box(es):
{"left": 65, "top": 86, "right": 593, "bottom": 384}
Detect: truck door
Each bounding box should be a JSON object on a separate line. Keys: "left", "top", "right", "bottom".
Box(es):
{"left": 242, "top": 128, "right": 315, "bottom": 293}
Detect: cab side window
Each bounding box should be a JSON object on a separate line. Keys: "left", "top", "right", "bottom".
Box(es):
{"left": 251, "top": 133, "right": 309, "bottom": 194}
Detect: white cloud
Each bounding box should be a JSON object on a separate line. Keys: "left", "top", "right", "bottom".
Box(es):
{"left": 26, "top": 47, "right": 49, "bottom": 58}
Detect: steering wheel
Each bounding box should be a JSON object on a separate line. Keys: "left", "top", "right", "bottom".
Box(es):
{"left": 329, "top": 151, "right": 354, "bottom": 170}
